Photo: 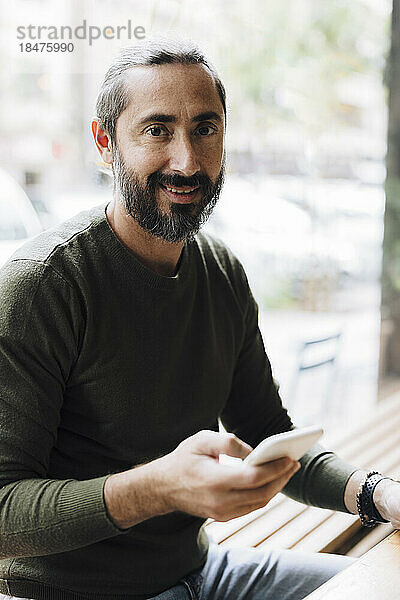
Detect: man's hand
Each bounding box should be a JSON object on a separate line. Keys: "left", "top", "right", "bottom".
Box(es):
{"left": 104, "top": 430, "right": 300, "bottom": 529}
{"left": 157, "top": 430, "right": 300, "bottom": 521}
{"left": 373, "top": 478, "right": 400, "bottom": 529}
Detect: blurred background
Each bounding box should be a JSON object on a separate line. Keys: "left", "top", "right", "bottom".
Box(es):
{"left": 0, "top": 0, "right": 398, "bottom": 439}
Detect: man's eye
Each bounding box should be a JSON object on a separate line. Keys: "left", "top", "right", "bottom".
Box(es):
{"left": 197, "top": 125, "right": 215, "bottom": 136}
{"left": 147, "top": 126, "right": 168, "bottom": 137}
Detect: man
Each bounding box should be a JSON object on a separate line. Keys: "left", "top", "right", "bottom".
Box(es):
{"left": 0, "top": 39, "right": 399, "bottom": 600}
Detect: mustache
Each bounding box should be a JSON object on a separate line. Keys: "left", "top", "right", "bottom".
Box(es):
{"left": 150, "top": 171, "right": 212, "bottom": 189}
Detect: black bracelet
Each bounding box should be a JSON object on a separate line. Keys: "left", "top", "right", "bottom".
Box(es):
{"left": 356, "top": 471, "right": 391, "bottom": 528}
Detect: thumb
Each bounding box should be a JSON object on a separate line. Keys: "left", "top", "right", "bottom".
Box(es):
{"left": 192, "top": 430, "right": 253, "bottom": 460}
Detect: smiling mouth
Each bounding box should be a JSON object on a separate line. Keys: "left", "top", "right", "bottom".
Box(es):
{"left": 159, "top": 183, "right": 200, "bottom": 203}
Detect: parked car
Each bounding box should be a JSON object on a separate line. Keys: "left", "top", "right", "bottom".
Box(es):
{"left": 0, "top": 170, "right": 42, "bottom": 268}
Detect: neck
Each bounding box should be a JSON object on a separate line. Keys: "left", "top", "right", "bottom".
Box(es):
{"left": 106, "top": 199, "right": 185, "bottom": 277}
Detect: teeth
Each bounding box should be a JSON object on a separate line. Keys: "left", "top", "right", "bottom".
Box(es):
{"left": 164, "top": 186, "right": 195, "bottom": 195}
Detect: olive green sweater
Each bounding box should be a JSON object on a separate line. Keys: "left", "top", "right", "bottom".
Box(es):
{"left": 0, "top": 204, "right": 356, "bottom": 599}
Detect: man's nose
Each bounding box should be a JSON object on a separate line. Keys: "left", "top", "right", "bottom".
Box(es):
{"left": 167, "top": 133, "right": 201, "bottom": 176}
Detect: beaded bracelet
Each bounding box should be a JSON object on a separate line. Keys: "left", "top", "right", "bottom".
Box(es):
{"left": 356, "top": 471, "right": 391, "bottom": 528}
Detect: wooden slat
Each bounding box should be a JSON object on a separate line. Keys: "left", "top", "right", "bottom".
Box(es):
{"left": 292, "top": 512, "right": 359, "bottom": 553}
{"left": 255, "top": 507, "right": 333, "bottom": 550}
{"left": 205, "top": 494, "right": 282, "bottom": 544}
{"left": 346, "top": 523, "right": 394, "bottom": 558}
{"left": 343, "top": 427, "right": 400, "bottom": 471}
{"left": 324, "top": 392, "right": 400, "bottom": 453}
{"left": 219, "top": 499, "right": 307, "bottom": 548}
{"left": 332, "top": 410, "right": 400, "bottom": 463}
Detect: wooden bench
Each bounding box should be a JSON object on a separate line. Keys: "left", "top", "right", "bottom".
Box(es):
{"left": 205, "top": 392, "right": 400, "bottom": 557}
{"left": 303, "top": 529, "right": 400, "bottom": 599}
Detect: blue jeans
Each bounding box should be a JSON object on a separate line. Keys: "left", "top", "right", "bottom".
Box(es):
{"left": 0, "top": 545, "right": 354, "bottom": 599}
{"left": 150, "top": 543, "right": 354, "bottom": 600}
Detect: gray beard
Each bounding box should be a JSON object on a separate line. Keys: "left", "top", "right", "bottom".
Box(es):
{"left": 112, "top": 148, "right": 225, "bottom": 243}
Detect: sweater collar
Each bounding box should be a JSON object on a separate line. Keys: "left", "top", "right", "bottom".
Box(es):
{"left": 91, "top": 202, "right": 192, "bottom": 290}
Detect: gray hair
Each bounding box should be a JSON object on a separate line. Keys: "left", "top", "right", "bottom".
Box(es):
{"left": 95, "top": 38, "right": 226, "bottom": 148}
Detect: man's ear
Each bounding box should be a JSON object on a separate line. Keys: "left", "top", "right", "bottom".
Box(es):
{"left": 91, "top": 120, "right": 113, "bottom": 164}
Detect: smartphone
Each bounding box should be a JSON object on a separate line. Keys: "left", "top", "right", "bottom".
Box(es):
{"left": 243, "top": 426, "right": 323, "bottom": 467}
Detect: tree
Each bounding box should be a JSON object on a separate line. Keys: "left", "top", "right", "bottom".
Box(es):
{"left": 381, "top": 0, "right": 400, "bottom": 377}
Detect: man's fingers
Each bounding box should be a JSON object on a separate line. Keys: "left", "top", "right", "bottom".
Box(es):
{"left": 191, "top": 430, "right": 253, "bottom": 460}
{"left": 213, "top": 464, "right": 301, "bottom": 521}
{"left": 229, "top": 463, "right": 300, "bottom": 506}
{"left": 258, "top": 462, "right": 301, "bottom": 500}
{"left": 218, "top": 432, "right": 253, "bottom": 459}
{"left": 223, "top": 457, "right": 298, "bottom": 489}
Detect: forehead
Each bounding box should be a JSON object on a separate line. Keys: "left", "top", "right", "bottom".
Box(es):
{"left": 120, "top": 63, "right": 224, "bottom": 123}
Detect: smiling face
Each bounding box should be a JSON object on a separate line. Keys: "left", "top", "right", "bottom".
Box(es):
{"left": 110, "top": 62, "right": 226, "bottom": 242}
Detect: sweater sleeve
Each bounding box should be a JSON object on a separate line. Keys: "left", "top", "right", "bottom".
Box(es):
{"left": 0, "top": 259, "right": 124, "bottom": 559}
{"left": 220, "top": 264, "right": 357, "bottom": 513}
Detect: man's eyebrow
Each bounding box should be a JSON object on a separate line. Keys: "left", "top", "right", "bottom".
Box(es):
{"left": 192, "top": 111, "right": 222, "bottom": 124}
{"left": 137, "top": 111, "right": 223, "bottom": 126}
{"left": 137, "top": 113, "right": 177, "bottom": 125}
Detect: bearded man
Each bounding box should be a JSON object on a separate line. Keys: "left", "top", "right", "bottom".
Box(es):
{"left": 1, "top": 39, "right": 400, "bottom": 600}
